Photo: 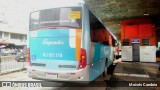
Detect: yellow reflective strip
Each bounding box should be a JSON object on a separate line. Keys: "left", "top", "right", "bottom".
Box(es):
{"left": 76, "top": 29, "right": 82, "bottom": 61}
{"left": 90, "top": 42, "right": 94, "bottom": 65}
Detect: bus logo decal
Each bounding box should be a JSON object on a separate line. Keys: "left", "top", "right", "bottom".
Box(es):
{"left": 42, "top": 39, "right": 64, "bottom": 46}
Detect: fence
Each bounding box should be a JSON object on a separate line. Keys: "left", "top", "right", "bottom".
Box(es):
{"left": 0, "top": 55, "right": 26, "bottom": 74}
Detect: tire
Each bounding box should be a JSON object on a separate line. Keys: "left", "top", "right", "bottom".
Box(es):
{"left": 103, "top": 67, "right": 107, "bottom": 77}
{"left": 103, "top": 58, "right": 108, "bottom": 77}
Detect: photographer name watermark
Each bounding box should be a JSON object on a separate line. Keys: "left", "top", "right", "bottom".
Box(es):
{"left": 129, "top": 82, "right": 158, "bottom": 87}
{"left": 1, "top": 81, "right": 42, "bottom": 87}
{"left": 0, "top": 81, "right": 160, "bottom": 87}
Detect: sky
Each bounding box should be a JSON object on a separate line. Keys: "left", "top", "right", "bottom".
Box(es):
{"left": 0, "top": 0, "right": 84, "bottom": 33}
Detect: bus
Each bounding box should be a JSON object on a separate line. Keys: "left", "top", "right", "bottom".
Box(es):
{"left": 27, "top": 2, "right": 118, "bottom": 82}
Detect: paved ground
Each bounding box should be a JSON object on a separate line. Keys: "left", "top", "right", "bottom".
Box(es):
{"left": 0, "top": 62, "right": 160, "bottom": 90}
{"left": 107, "top": 62, "right": 160, "bottom": 90}
{"left": 0, "top": 69, "right": 108, "bottom": 90}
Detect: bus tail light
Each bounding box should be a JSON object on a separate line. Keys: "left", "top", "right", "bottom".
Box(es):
{"left": 26, "top": 48, "right": 31, "bottom": 66}
{"left": 78, "top": 48, "right": 87, "bottom": 70}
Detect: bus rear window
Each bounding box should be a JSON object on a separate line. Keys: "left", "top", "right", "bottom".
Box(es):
{"left": 30, "top": 7, "right": 82, "bottom": 30}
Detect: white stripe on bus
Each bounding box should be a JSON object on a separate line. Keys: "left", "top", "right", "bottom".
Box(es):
{"left": 69, "top": 29, "right": 76, "bottom": 48}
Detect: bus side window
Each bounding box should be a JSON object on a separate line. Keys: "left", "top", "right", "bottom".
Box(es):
{"left": 90, "top": 29, "right": 94, "bottom": 41}
{"left": 102, "top": 41, "right": 109, "bottom": 45}
{"left": 102, "top": 30, "right": 106, "bottom": 42}
{"left": 89, "top": 10, "right": 106, "bottom": 43}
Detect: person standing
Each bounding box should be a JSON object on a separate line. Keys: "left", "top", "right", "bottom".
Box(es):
{"left": 156, "top": 47, "right": 160, "bottom": 71}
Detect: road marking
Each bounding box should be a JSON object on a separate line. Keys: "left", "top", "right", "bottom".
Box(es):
{"left": 114, "top": 73, "right": 149, "bottom": 78}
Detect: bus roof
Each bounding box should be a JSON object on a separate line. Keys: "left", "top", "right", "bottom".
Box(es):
{"left": 30, "top": 0, "right": 85, "bottom": 12}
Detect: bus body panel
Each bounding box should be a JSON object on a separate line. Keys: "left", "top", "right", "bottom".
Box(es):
{"left": 81, "top": 4, "right": 90, "bottom": 65}
{"left": 28, "top": 65, "right": 90, "bottom": 81}
{"left": 27, "top": 3, "right": 116, "bottom": 82}
{"left": 28, "top": 28, "right": 90, "bottom": 81}
{"left": 89, "top": 43, "right": 113, "bottom": 81}
{"left": 29, "top": 29, "right": 81, "bottom": 71}
{"left": 28, "top": 4, "right": 91, "bottom": 81}
{"left": 82, "top": 5, "right": 107, "bottom": 81}
{"left": 107, "top": 46, "right": 114, "bottom": 66}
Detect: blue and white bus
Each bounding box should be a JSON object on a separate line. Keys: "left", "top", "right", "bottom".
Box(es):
{"left": 27, "top": 2, "right": 117, "bottom": 82}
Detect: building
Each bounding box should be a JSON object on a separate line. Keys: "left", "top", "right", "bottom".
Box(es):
{"left": 0, "top": 3, "right": 27, "bottom": 49}
{"left": 121, "top": 18, "right": 156, "bottom": 62}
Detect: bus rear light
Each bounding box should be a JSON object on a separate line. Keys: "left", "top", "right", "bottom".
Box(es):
{"left": 26, "top": 48, "right": 32, "bottom": 66}
{"left": 78, "top": 48, "right": 87, "bottom": 70}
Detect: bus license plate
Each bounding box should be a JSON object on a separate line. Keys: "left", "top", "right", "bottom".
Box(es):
{"left": 46, "top": 73, "right": 58, "bottom": 78}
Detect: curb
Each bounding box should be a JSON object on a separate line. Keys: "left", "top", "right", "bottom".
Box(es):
{"left": 0, "top": 68, "right": 27, "bottom": 76}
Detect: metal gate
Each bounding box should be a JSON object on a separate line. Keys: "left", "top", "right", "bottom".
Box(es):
{"left": 0, "top": 55, "right": 26, "bottom": 74}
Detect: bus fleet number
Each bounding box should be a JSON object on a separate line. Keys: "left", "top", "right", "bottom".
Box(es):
{"left": 42, "top": 53, "right": 63, "bottom": 58}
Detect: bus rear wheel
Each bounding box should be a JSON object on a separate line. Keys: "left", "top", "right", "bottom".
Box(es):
{"left": 103, "top": 58, "right": 108, "bottom": 77}
{"left": 103, "top": 67, "right": 107, "bottom": 77}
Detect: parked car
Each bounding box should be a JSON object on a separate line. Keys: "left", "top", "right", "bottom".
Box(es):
{"left": 1, "top": 50, "right": 10, "bottom": 56}
{"left": 15, "top": 53, "right": 26, "bottom": 62}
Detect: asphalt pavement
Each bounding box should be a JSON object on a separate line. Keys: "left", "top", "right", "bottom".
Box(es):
{"left": 107, "top": 62, "right": 160, "bottom": 90}
{"left": 0, "top": 62, "right": 160, "bottom": 90}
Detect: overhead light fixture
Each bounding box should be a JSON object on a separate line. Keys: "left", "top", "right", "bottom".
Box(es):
{"left": 144, "top": 9, "right": 149, "bottom": 16}
{"left": 144, "top": 13, "right": 149, "bottom": 16}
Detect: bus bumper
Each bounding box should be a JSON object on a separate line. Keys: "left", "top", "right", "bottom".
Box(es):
{"left": 27, "top": 65, "right": 90, "bottom": 82}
